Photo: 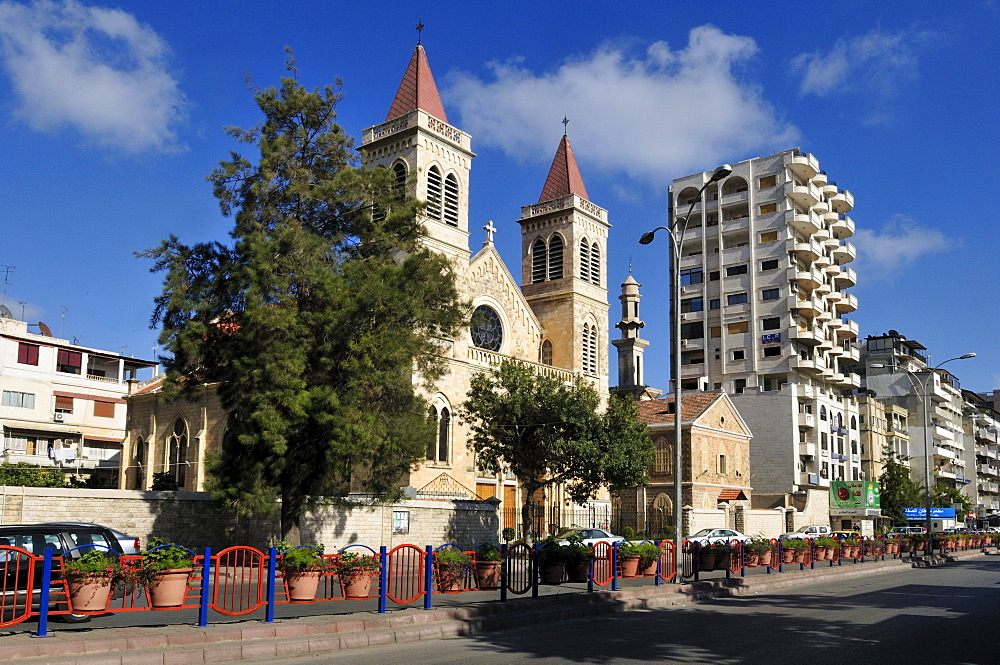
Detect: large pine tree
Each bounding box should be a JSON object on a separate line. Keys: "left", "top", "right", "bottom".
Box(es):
{"left": 143, "top": 60, "right": 465, "bottom": 542}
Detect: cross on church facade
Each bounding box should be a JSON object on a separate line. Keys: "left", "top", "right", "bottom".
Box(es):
{"left": 483, "top": 220, "right": 496, "bottom": 246}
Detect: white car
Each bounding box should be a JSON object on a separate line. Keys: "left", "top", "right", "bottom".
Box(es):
{"left": 554, "top": 528, "right": 624, "bottom": 546}
{"left": 687, "top": 528, "right": 751, "bottom": 545}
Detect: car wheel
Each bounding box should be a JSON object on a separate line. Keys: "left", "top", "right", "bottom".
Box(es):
{"left": 55, "top": 612, "right": 92, "bottom": 623}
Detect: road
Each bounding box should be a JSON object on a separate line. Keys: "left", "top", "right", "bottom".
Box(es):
{"left": 248, "top": 557, "right": 1000, "bottom": 665}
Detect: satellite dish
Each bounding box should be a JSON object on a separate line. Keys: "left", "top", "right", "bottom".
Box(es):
{"left": 0, "top": 304, "right": 12, "bottom": 319}
{"left": 38, "top": 321, "right": 53, "bottom": 336}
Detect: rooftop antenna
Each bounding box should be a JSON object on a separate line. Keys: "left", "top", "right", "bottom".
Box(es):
{"left": 18, "top": 301, "right": 26, "bottom": 320}
{"left": 60, "top": 305, "right": 68, "bottom": 338}
{"left": 0, "top": 265, "right": 13, "bottom": 306}
{"left": 562, "top": 115, "right": 569, "bottom": 135}
{"left": 416, "top": 19, "right": 424, "bottom": 44}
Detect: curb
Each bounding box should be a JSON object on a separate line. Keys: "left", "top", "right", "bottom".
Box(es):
{"left": 2, "top": 548, "right": 990, "bottom": 664}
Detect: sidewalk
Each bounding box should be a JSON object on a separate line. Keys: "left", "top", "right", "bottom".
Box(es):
{"left": 1, "top": 548, "right": 991, "bottom": 665}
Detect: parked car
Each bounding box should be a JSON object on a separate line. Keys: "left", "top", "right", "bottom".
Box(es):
{"left": 888, "top": 526, "right": 927, "bottom": 536}
{"left": 830, "top": 530, "right": 862, "bottom": 540}
{"left": 554, "top": 528, "right": 624, "bottom": 546}
{"left": 779, "top": 525, "right": 831, "bottom": 540}
{"left": 0, "top": 522, "right": 140, "bottom": 623}
{"left": 686, "top": 528, "right": 751, "bottom": 545}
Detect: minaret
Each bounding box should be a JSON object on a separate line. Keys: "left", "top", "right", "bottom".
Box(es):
{"left": 359, "top": 42, "right": 474, "bottom": 264}
{"left": 611, "top": 275, "right": 662, "bottom": 400}
{"left": 519, "top": 130, "right": 610, "bottom": 388}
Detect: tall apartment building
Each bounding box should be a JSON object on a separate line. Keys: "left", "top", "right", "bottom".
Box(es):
{"left": 963, "top": 390, "right": 1000, "bottom": 519}
{"left": 668, "top": 149, "right": 862, "bottom": 528}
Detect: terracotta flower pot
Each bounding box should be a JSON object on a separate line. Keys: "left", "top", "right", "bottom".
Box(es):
{"left": 781, "top": 549, "right": 795, "bottom": 564}
{"left": 640, "top": 559, "right": 659, "bottom": 576}
{"left": 699, "top": 553, "right": 717, "bottom": 570}
{"left": 541, "top": 563, "right": 565, "bottom": 584}
{"left": 759, "top": 551, "right": 772, "bottom": 567}
{"left": 341, "top": 572, "right": 373, "bottom": 599}
{"left": 746, "top": 553, "right": 760, "bottom": 567}
{"left": 149, "top": 568, "right": 193, "bottom": 609}
{"left": 438, "top": 563, "right": 466, "bottom": 592}
{"left": 66, "top": 575, "right": 112, "bottom": 612}
{"left": 619, "top": 555, "right": 640, "bottom": 578}
{"left": 475, "top": 561, "right": 501, "bottom": 589}
{"left": 568, "top": 561, "right": 591, "bottom": 583}
{"left": 285, "top": 569, "right": 322, "bottom": 603}
{"left": 814, "top": 546, "right": 826, "bottom": 561}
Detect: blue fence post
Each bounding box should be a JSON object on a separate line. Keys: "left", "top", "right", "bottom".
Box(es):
{"left": 423, "top": 546, "right": 433, "bottom": 610}
{"left": 587, "top": 551, "right": 595, "bottom": 593}
{"left": 740, "top": 542, "right": 747, "bottom": 578}
{"left": 777, "top": 541, "right": 783, "bottom": 574}
{"left": 32, "top": 548, "right": 54, "bottom": 638}
{"left": 378, "top": 547, "right": 388, "bottom": 614}
{"left": 693, "top": 542, "right": 700, "bottom": 582}
{"left": 265, "top": 547, "right": 276, "bottom": 623}
{"left": 654, "top": 540, "right": 661, "bottom": 587}
{"left": 499, "top": 544, "right": 508, "bottom": 602}
{"left": 809, "top": 539, "right": 815, "bottom": 570}
{"left": 531, "top": 545, "right": 539, "bottom": 599}
{"left": 197, "top": 548, "right": 211, "bottom": 627}
{"left": 611, "top": 542, "right": 619, "bottom": 591}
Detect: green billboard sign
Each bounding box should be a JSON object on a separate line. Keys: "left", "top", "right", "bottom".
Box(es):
{"left": 829, "top": 481, "right": 881, "bottom": 516}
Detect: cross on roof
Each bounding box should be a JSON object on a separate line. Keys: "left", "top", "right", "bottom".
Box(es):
{"left": 416, "top": 20, "right": 424, "bottom": 44}
{"left": 483, "top": 220, "right": 496, "bottom": 246}
{"left": 562, "top": 115, "right": 569, "bottom": 135}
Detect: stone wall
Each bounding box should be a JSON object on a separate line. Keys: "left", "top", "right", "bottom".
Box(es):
{"left": 0, "top": 487, "right": 499, "bottom": 551}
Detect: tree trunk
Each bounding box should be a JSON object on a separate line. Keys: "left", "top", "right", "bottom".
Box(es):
{"left": 281, "top": 499, "right": 301, "bottom": 546}
{"left": 522, "top": 500, "right": 534, "bottom": 546}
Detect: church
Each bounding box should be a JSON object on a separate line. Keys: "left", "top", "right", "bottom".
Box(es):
{"left": 122, "top": 41, "right": 614, "bottom": 534}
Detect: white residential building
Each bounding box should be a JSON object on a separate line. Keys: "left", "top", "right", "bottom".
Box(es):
{"left": 0, "top": 313, "right": 156, "bottom": 484}
{"left": 667, "top": 149, "right": 863, "bottom": 529}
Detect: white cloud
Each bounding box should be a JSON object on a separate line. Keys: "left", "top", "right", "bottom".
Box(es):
{"left": 791, "top": 29, "right": 936, "bottom": 99}
{"left": 0, "top": 0, "right": 187, "bottom": 153}
{"left": 853, "top": 214, "right": 959, "bottom": 277}
{"left": 444, "top": 25, "right": 798, "bottom": 187}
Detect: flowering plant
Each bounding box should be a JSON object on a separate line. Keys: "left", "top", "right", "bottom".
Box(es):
{"left": 333, "top": 551, "right": 380, "bottom": 577}
{"left": 62, "top": 549, "right": 126, "bottom": 583}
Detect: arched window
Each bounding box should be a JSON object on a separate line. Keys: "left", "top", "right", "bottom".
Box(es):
{"left": 438, "top": 408, "right": 451, "bottom": 462}
{"left": 590, "top": 243, "right": 600, "bottom": 285}
{"left": 580, "top": 240, "right": 591, "bottom": 281}
{"left": 426, "top": 166, "right": 442, "bottom": 220}
{"left": 540, "top": 340, "right": 552, "bottom": 365}
{"left": 820, "top": 406, "right": 827, "bottom": 421}
{"left": 531, "top": 238, "right": 547, "bottom": 284}
{"left": 851, "top": 415, "right": 857, "bottom": 430}
{"left": 836, "top": 412, "right": 843, "bottom": 428}
{"left": 590, "top": 325, "right": 598, "bottom": 373}
{"left": 548, "top": 235, "right": 564, "bottom": 280}
{"left": 582, "top": 324, "right": 597, "bottom": 374}
{"left": 134, "top": 437, "right": 145, "bottom": 490}
{"left": 167, "top": 417, "right": 188, "bottom": 488}
{"left": 392, "top": 162, "right": 407, "bottom": 197}
{"left": 443, "top": 174, "right": 459, "bottom": 227}
{"left": 426, "top": 406, "right": 437, "bottom": 460}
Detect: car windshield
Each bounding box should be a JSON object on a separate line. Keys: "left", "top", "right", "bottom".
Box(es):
{"left": 689, "top": 529, "right": 714, "bottom": 537}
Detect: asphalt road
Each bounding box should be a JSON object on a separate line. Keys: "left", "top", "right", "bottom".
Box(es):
{"left": 248, "top": 557, "right": 1000, "bottom": 665}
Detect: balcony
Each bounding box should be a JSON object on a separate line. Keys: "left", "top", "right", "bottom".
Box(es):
{"left": 789, "top": 325, "right": 823, "bottom": 345}
{"left": 832, "top": 242, "right": 856, "bottom": 264}
{"left": 811, "top": 171, "right": 827, "bottom": 187}
{"left": 815, "top": 308, "right": 834, "bottom": 322}
{"left": 935, "top": 468, "right": 957, "bottom": 480}
{"left": 840, "top": 345, "right": 861, "bottom": 362}
{"left": 792, "top": 356, "right": 821, "bottom": 373}
{"left": 720, "top": 191, "right": 749, "bottom": 207}
{"left": 721, "top": 216, "right": 750, "bottom": 233}
{"left": 933, "top": 445, "right": 957, "bottom": 459}
{"left": 801, "top": 441, "right": 817, "bottom": 457}
{"left": 831, "top": 189, "right": 854, "bottom": 214}
{"left": 722, "top": 245, "right": 751, "bottom": 264}
{"left": 823, "top": 263, "right": 843, "bottom": 277}
{"left": 835, "top": 293, "right": 858, "bottom": 313}
{"left": 812, "top": 199, "right": 831, "bottom": 215}
{"left": 821, "top": 183, "right": 839, "bottom": 198}
{"left": 789, "top": 211, "right": 822, "bottom": 236}
{"left": 838, "top": 373, "right": 861, "bottom": 389}
{"left": 833, "top": 267, "right": 857, "bottom": 288}
{"left": 813, "top": 252, "right": 833, "bottom": 268}
{"left": 822, "top": 237, "right": 840, "bottom": 253}
{"left": 680, "top": 363, "right": 706, "bottom": 379}
{"left": 851, "top": 454, "right": 861, "bottom": 463}
{"left": 814, "top": 227, "right": 832, "bottom": 244}
{"left": 832, "top": 215, "right": 855, "bottom": 239}
{"left": 836, "top": 318, "right": 859, "bottom": 339}
{"left": 932, "top": 424, "right": 954, "bottom": 442}
{"left": 788, "top": 153, "right": 820, "bottom": 179}
{"left": 791, "top": 266, "right": 823, "bottom": 290}
{"left": 799, "top": 412, "right": 816, "bottom": 428}
{"left": 793, "top": 239, "right": 823, "bottom": 262}
{"left": 789, "top": 294, "right": 823, "bottom": 317}
{"left": 978, "top": 428, "right": 998, "bottom": 443}
{"left": 788, "top": 182, "right": 821, "bottom": 208}
{"left": 815, "top": 281, "right": 832, "bottom": 296}
{"left": 978, "top": 464, "right": 1000, "bottom": 477}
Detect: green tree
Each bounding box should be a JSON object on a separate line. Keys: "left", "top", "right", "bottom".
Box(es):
{"left": 460, "top": 360, "right": 653, "bottom": 543}
{"left": 143, "top": 57, "right": 465, "bottom": 543}
{"left": 0, "top": 462, "right": 65, "bottom": 487}
{"left": 878, "top": 448, "right": 923, "bottom": 525}
{"left": 931, "top": 481, "right": 971, "bottom": 516}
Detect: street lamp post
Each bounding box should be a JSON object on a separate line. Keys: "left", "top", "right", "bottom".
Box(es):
{"left": 640, "top": 164, "right": 731, "bottom": 568}
{"left": 873, "top": 353, "right": 975, "bottom": 539}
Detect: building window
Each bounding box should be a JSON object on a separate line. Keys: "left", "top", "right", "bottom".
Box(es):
{"left": 820, "top": 406, "right": 827, "bottom": 421}
{"left": 392, "top": 162, "right": 407, "bottom": 195}
{"left": 681, "top": 297, "right": 703, "bottom": 313}
{"left": 548, "top": 235, "right": 564, "bottom": 280}
{"left": 763, "top": 346, "right": 782, "bottom": 358}
{"left": 438, "top": 408, "right": 451, "bottom": 462}
{"left": 709, "top": 325, "right": 721, "bottom": 338}
{"left": 732, "top": 349, "right": 745, "bottom": 361}
{"left": 759, "top": 230, "right": 778, "bottom": 243}
{"left": 762, "top": 317, "right": 781, "bottom": 330}
{"left": 758, "top": 175, "right": 777, "bottom": 189}
{"left": 709, "top": 271, "right": 720, "bottom": 281}
{"left": 759, "top": 202, "right": 778, "bottom": 215}
{"left": 167, "top": 417, "right": 188, "bottom": 488}
{"left": 727, "top": 293, "right": 748, "bottom": 305}
{"left": 17, "top": 343, "right": 39, "bottom": 366}
{"left": 582, "top": 324, "right": 598, "bottom": 373}
{"left": 55, "top": 396, "right": 73, "bottom": 414}
{"left": 728, "top": 321, "right": 749, "bottom": 334}
{"left": 443, "top": 173, "right": 459, "bottom": 226}
{"left": 579, "top": 240, "right": 591, "bottom": 282}
{"left": 653, "top": 438, "right": 672, "bottom": 473}
{"left": 680, "top": 268, "right": 703, "bottom": 286}
{"left": 93, "top": 400, "right": 115, "bottom": 418}
{"left": 590, "top": 243, "right": 600, "bottom": 285}
{"left": 760, "top": 259, "right": 780, "bottom": 271}
{"left": 718, "top": 454, "right": 727, "bottom": 474}
{"left": 540, "top": 340, "right": 552, "bottom": 366}
{"left": 726, "top": 264, "right": 748, "bottom": 277}
{"left": 762, "top": 288, "right": 780, "bottom": 301}
{"left": 426, "top": 166, "right": 442, "bottom": 220}
{"left": 531, "top": 238, "right": 547, "bottom": 284}
{"left": 680, "top": 322, "right": 704, "bottom": 339}
{"left": 733, "top": 379, "right": 747, "bottom": 394}
{"left": 710, "top": 298, "right": 720, "bottom": 310}
{"left": 470, "top": 305, "right": 503, "bottom": 352}
{"left": 2, "top": 391, "right": 35, "bottom": 409}
{"left": 56, "top": 350, "right": 82, "bottom": 374}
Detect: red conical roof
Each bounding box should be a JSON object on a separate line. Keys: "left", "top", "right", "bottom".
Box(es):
{"left": 386, "top": 44, "right": 448, "bottom": 123}
{"left": 539, "top": 134, "right": 589, "bottom": 203}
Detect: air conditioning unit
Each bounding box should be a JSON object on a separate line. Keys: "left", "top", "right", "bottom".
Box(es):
{"left": 53, "top": 412, "right": 64, "bottom": 422}
{"left": 859, "top": 471, "right": 866, "bottom": 479}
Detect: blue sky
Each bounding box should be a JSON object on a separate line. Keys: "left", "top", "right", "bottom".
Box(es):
{"left": 0, "top": 0, "right": 997, "bottom": 393}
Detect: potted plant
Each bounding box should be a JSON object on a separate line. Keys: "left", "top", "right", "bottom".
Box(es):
{"left": 746, "top": 538, "right": 773, "bottom": 567}
{"left": 137, "top": 537, "right": 195, "bottom": 609}
{"left": 617, "top": 542, "right": 643, "bottom": 577}
{"left": 538, "top": 542, "right": 571, "bottom": 583}
{"left": 278, "top": 542, "right": 328, "bottom": 603}
{"left": 62, "top": 549, "right": 124, "bottom": 612}
{"left": 637, "top": 542, "right": 662, "bottom": 576}
{"left": 474, "top": 543, "right": 502, "bottom": 589}
{"left": 565, "top": 543, "right": 595, "bottom": 582}
{"left": 333, "top": 551, "right": 380, "bottom": 598}
{"left": 435, "top": 546, "right": 473, "bottom": 592}
{"left": 783, "top": 538, "right": 809, "bottom": 564}
{"left": 814, "top": 537, "right": 838, "bottom": 561}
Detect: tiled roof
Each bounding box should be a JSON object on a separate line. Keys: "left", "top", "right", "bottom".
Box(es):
{"left": 634, "top": 392, "right": 722, "bottom": 425}
{"left": 385, "top": 44, "right": 448, "bottom": 123}
{"left": 718, "top": 489, "right": 748, "bottom": 501}
{"left": 133, "top": 375, "right": 164, "bottom": 395}
{"left": 538, "top": 134, "right": 589, "bottom": 202}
